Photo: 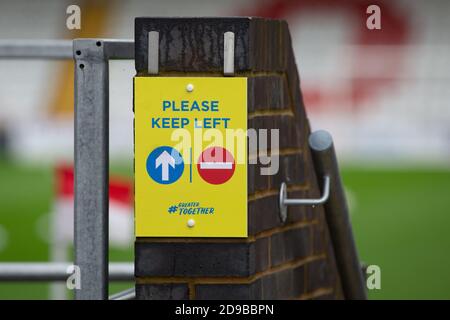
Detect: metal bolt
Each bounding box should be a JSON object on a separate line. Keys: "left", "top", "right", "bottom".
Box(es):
{"left": 187, "top": 219, "right": 195, "bottom": 228}
{"left": 186, "top": 84, "right": 194, "bottom": 92}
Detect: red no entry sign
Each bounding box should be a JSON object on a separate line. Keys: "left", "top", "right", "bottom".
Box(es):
{"left": 197, "top": 147, "right": 235, "bottom": 185}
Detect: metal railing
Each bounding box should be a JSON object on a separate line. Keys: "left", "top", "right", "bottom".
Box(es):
{"left": 73, "top": 38, "right": 134, "bottom": 300}
{"left": 0, "top": 262, "right": 133, "bottom": 282}
{"left": 0, "top": 39, "right": 135, "bottom": 300}
{"left": 0, "top": 39, "right": 72, "bottom": 59}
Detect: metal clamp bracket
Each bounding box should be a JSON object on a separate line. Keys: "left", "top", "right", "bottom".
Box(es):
{"left": 148, "top": 31, "right": 159, "bottom": 75}
{"left": 223, "top": 31, "right": 235, "bottom": 76}
{"left": 279, "top": 175, "right": 331, "bottom": 222}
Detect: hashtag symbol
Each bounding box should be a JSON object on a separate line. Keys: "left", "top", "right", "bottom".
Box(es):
{"left": 168, "top": 205, "right": 178, "bottom": 213}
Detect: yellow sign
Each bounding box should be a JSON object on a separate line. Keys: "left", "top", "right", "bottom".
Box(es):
{"left": 134, "top": 77, "right": 247, "bottom": 237}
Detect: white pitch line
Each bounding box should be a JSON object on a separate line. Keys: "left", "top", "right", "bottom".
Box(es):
{"left": 200, "top": 162, "right": 233, "bottom": 169}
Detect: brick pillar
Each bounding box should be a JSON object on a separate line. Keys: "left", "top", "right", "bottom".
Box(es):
{"left": 134, "top": 17, "right": 344, "bottom": 300}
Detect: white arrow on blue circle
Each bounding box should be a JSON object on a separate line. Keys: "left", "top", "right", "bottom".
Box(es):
{"left": 155, "top": 151, "right": 176, "bottom": 181}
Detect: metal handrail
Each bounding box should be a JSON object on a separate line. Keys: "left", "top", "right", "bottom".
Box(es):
{"left": 309, "top": 130, "right": 367, "bottom": 300}
{"left": 0, "top": 39, "right": 73, "bottom": 59}
{"left": 283, "top": 175, "right": 330, "bottom": 205}
{"left": 0, "top": 262, "right": 134, "bottom": 281}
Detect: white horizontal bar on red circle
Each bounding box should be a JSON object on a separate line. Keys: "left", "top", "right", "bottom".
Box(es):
{"left": 199, "top": 162, "right": 233, "bottom": 170}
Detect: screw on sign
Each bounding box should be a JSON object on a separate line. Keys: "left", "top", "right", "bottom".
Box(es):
{"left": 197, "top": 147, "right": 235, "bottom": 185}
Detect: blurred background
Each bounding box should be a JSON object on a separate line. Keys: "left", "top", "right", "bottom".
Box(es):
{"left": 0, "top": 0, "right": 449, "bottom": 299}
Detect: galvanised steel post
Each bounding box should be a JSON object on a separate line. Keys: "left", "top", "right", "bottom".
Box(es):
{"left": 73, "top": 39, "right": 110, "bottom": 300}
{"left": 73, "top": 39, "right": 134, "bottom": 300}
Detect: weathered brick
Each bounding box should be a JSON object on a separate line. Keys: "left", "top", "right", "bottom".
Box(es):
{"left": 305, "top": 206, "right": 315, "bottom": 221}
{"left": 135, "top": 17, "right": 251, "bottom": 74}
{"left": 249, "top": 18, "right": 269, "bottom": 72}
{"left": 247, "top": 118, "right": 255, "bottom": 131}
{"left": 260, "top": 265, "right": 305, "bottom": 299}
{"left": 247, "top": 162, "right": 256, "bottom": 194}
{"left": 334, "top": 280, "right": 345, "bottom": 300}
{"left": 304, "top": 147, "right": 320, "bottom": 191}
{"left": 248, "top": 195, "right": 281, "bottom": 235}
{"left": 305, "top": 258, "right": 333, "bottom": 292}
{"left": 277, "top": 115, "right": 302, "bottom": 149}
{"left": 270, "top": 153, "right": 306, "bottom": 190}
{"left": 136, "top": 241, "right": 258, "bottom": 277}
{"left": 254, "top": 161, "right": 270, "bottom": 192}
{"left": 250, "top": 115, "right": 266, "bottom": 132}
{"left": 280, "top": 21, "right": 290, "bottom": 71}
{"left": 325, "top": 240, "right": 339, "bottom": 289}
{"left": 250, "top": 118, "right": 281, "bottom": 149}
{"left": 293, "top": 88, "right": 308, "bottom": 124}
{"left": 249, "top": 19, "right": 285, "bottom": 72}
{"left": 196, "top": 264, "right": 307, "bottom": 300}
{"left": 311, "top": 293, "right": 335, "bottom": 300}
{"left": 136, "top": 283, "right": 189, "bottom": 300}
{"left": 255, "top": 237, "right": 270, "bottom": 273}
{"left": 250, "top": 115, "right": 301, "bottom": 149}
{"left": 311, "top": 223, "right": 326, "bottom": 255}
{"left": 285, "top": 190, "right": 309, "bottom": 223}
{"left": 248, "top": 76, "right": 289, "bottom": 112}
{"left": 270, "top": 226, "right": 311, "bottom": 267}
{"left": 247, "top": 77, "right": 256, "bottom": 114}
{"left": 285, "top": 47, "right": 300, "bottom": 100}
{"left": 285, "top": 49, "right": 309, "bottom": 127}
{"left": 195, "top": 281, "right": 262, "bottom": 300}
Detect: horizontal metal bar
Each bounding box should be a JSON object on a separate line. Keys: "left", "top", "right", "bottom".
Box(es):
{"left": 283, "top": 175, "right": 330, "bottom": 206}
{"left": 0, "top": 263, "right": 133, "bottom": 282}
{"left": 0, "top": 39, "right": 134, "bottom": 60}
{"left": 109, "top": 288, "right": 135, "bottom": 300}
{"left": 97, "top": 39, "right": 134, "bottom": 59}
{"left": 0, "top": 39, "right": 73, "bottom": 59}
